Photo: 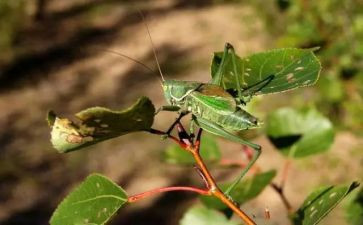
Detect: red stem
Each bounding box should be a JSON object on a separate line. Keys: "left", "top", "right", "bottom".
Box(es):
{"left": 128, "top": 186, "right": 210, "bottom": 203}
{"left": 280, "top": 160, "right": 291, "bottom": 188}
{"left": 270, "top": 183, "right": 293, "bottom": 212}
{"left": 148, "top": 126, "right": 256, "bottom": 225}
{"left": 242, "top": 145, "right": 253, "bottom": 161}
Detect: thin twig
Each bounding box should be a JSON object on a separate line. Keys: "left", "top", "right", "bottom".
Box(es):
{"left": 242, "top": 145, "right": 253, "bottom": 161}
{"left": 194, "top": 165, "right": 211, "bottom": 189}
{"left": 280, "top": 159, "right": 291, "bottom": 188}
{"left": 270, "top": 183, "right": 293, "bottom": 212}
{"left": 192, "top": 149, "right": 256, "bottom": 224}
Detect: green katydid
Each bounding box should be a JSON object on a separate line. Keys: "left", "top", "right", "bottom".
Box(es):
{"left": 132, "top": 17, "right": 273, "bottom": 194}
{"left": 111, "top": 14, "right": 321, "bottom": 195}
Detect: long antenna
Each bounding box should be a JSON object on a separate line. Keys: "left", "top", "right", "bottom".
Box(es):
{"left": 96, "top": 48, "right": 158, "bottom": 76}
{"left": 138, "top": 10, "right": 165, "bottom": 81}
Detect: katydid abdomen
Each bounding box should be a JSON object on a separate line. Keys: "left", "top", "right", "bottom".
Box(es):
{"left": 162, "top": 80, "right": 258, "bottom": 131}
{"left": 185, "top": 94, "right": 258, "bottom": 131}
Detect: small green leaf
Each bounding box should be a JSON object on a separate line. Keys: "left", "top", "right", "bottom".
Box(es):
{"left": 200, "top": 170, "right": 276, "bottom": 210}
{"left": 211, "top": 48, "right": 321, "bottom": 96}
{"left": 293, "top": 182, "right": 360, "bottom": 225}
{"left": 345, "top": 188, "right": 363, "bottom": 225}
{"left": 179, "top": 206, "right": 239, "bottom": 225}
{"left": 230, "top": 170, "right": 276, "bottom": 204}
{"left": 266, "top": 107, "right": 334, "bottom": 158}
{"left": 48, "top": 96, "right": 155, "bottom": 153}
{"left": 163, "top": 134, "right": 221, "bottom": 165}
{"left": 50, "top": 174, "right": 128, "bottom": 225}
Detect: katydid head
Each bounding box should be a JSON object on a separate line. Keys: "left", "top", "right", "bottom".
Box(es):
{"left": 161, "top": 80, "right": 174, "bottom": 105}
{"left": 162, "top": 80, "right": 201, "bottom": 106}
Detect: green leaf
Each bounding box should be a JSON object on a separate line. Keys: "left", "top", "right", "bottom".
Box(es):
{"left": 211, "top": 48, "right": 321, "bottom": 96}
{"left": 50, "top": 174, "right": 128, "bottom": 225}
{"left": 200, "top": 170, "right": 276, "bottom": 210}
{"left": 163, "top": 134, "right": 221, "bottom": 165}
{"left": 229, "top": 170, "right": 276, "bottom": 204}
{"left": 48, "top": 96, "right": 155, "bottom": 153}
{"left": 179, "top": 206, "right": 239, "bottom": 225}
{"left": 266, "top": 107, "right": 334, "bottom": 158}
{"left": 293, "top": 182, "right": 360, "bottom": 225}
{"left": 345, "top": 188, "right": 363, "bottom": 225}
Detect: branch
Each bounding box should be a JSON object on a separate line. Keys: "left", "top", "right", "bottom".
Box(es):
{"left": 269, "top": 159, "right": 293, "bottom": 213}
{"left": 179, "top": 124, "right": 256, "bottom": 225}
{"left": 149, "top": 124, "right": 257, "bottom": 225}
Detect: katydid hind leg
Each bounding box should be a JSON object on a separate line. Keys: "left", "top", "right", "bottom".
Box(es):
{"left": 194, "top": 117, "right": 261, "bottom": 194}
{"left": 241, "top": 74, "right": 275, "bottom": 102}
{"left": 211, "top": 43, "right": 245, "bottom": 103}
{"left": 225, "top": 145, "right": 261, "bottom": 195}
{"left": 227, "top": 45, "right": 276, "bottom": 101}
{"left": 212, "top": 43, "right": 233, "bottom": 86}
{"left": 154, "top": 105, "right": 188, "bottom": 135}
{"left": 228, "top": 44, "right": 244, "bottom": 102}
{"left": 227, "top": 46, "right": 275, "bottom": 104}
{"left": 189, "top": 116, "right": 197, "bottom": 140}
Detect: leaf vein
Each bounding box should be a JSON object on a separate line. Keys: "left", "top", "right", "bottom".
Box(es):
{"left": 71, "top": 195, "right": 126, "bottom": 205}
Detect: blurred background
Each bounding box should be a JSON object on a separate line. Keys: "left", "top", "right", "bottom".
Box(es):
{"left": 0, "top": 0, "right": 362, "bottom": 224}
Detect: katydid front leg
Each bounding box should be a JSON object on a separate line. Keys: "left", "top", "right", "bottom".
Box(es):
{"left": 155, "top": 105, "right": 181, "bottom": 115}
{"left": 239, "top": 74, "right": 275, "bottom": 104}
{"left": 194, "top": 117, "right": 261, "bottom": 195}
{"left": 189, "top": 117, "right": 197, "bottom": 141}
{"left": 166, "top": 111, "right": 189, "bottom": 135}
{"left": 155, "top": 105, "right": 190, "bottom": 136}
